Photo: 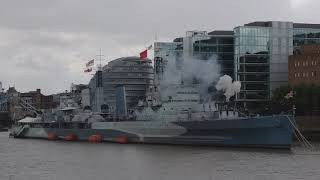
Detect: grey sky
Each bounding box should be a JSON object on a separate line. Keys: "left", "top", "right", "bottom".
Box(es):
{"left": 0, "top": 0, "right": 318, "bottom": 94}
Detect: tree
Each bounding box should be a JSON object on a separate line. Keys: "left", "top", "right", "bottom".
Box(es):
{"left": 271, "top": 84, "right": 320, "bottom": 116}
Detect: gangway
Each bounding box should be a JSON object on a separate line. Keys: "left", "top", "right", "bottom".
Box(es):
{"left": 11, "top": 124, "right": 29, "bottom": 138}
{"left": 19, "top": 99, "right": 41, "bottom": 116}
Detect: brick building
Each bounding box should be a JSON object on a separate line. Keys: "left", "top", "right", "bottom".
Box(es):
{"left": 289, "top": 45, "right": 320, "bottom": 86}
{"left": 20, "top": 89, "right": 57, "bottom": 110}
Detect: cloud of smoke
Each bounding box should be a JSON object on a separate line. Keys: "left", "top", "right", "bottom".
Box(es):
{"left": 215, "top": 75, "right": 241, "bottom": 102}
{"left": 159, "top": 54, "right": 221, "bottom": 98}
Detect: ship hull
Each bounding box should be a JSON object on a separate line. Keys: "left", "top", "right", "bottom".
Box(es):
{"left": 12, "top": 115, "right": 294, "bottom": 149}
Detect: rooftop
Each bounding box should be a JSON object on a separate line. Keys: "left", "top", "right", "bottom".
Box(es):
{"left": 244, "top": 21, "right": 272, "bottom": 27}
{"left": 293, "top": 23, "right": 320, "bottom": 29}
{"left": 244, "top": 21, "right": 320, "bottom": 29}
{"left": 173, "top": 37, "right": 183, "bottom": 42}
{"left": 208, "top": 30, "right": 234, "bottom": 36}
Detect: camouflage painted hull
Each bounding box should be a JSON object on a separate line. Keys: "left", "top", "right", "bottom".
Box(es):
{"left": 12, "top": 115, "right": 294, "bottom": 149}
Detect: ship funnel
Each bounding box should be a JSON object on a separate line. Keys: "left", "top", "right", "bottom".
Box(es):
{"left": 115, "top": 85, "right": 127, "bottom": 117}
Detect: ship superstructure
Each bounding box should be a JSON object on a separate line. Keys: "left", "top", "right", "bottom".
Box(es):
{"left": 10, "top": 53, "right": 295, "bottom": 149}
{"left": 10, "top": 78, "right": 294, "bottom": 148}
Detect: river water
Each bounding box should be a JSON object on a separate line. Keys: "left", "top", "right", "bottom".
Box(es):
{"left": 1, "top": 132, "right": 320, "bottom": 180}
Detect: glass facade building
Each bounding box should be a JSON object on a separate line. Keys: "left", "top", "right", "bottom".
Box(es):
{"left": 193, "top": 31, "right": 234, "bottom": 77}
{"left": 154, "top": 31, "right": 234, "bottom": 80}
{"left": 234, "top": 25, "right": 274, "bottom": 102}
{"left": 293, "top": 25, "right": 320, "bottom": 49}
{"left": 154, "top": 31, "right": 234, "bottom": 101}
{"left": 234, "top": 21, "right": 320, "bottom": 109}
{"left": 154, "top": 41, "right": 183, "bottom": 75}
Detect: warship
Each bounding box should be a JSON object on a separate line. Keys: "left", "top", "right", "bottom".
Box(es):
{"left": 10, "top": 53, "right": 295, "bottom": 149}
{"left": 10, "top": 78, "right": 294, "bottom": 149}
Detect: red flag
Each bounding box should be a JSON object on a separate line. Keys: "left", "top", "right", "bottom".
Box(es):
{"left": 140, "top": 49, "right": 147, "bottom": 59}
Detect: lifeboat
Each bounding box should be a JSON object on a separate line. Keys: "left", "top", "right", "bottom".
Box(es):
{"left": 115, "top": 136, "right": 129, "bottom": 144}
{"left": 65, "top": 134, "right": 78, "bottom": 141}
{"left": 47, "top": 133, "right": 58, "bottom": 140}
{"left": 88, "top": 134, "right": 103, "bottom": 143}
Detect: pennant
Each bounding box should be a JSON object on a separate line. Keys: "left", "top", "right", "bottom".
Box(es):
{"left": 86, "top": 59, "right": 94, "bottom": 67}
{"left": 140, "top": 49, "right": 147, "bottom": 59}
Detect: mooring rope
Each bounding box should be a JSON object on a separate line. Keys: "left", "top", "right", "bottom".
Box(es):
{"left": 285, "top": 115, "right": 313, "bottom": 149}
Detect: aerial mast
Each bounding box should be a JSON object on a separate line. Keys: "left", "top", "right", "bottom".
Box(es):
{"left": 95, "top": 49, "right": 104, "bottom": 112}
{"left": 97, "top": 48, "right": 104, "bottom": 71}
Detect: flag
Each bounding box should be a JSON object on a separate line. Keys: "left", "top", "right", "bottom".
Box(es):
{"left": 86, "top": 59, "right": 94, "bottom": 67}
{"left": 84, "top": 68, "right": 92, "bottom": 73}
{"left": 140, "top": 49, "right": 147, "bottom": 59}
{"left": 147, "top": 45, "right": 153, "bottom": 50}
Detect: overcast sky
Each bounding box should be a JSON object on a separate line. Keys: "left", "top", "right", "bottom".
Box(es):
{"left": 0, "top": 0, "right": 319, "bottom": 94}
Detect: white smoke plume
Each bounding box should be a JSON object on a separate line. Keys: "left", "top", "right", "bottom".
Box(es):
{"left": 215, "top": 75, "right": 241, "bottom": 102}
{"left": 159, "top": 55, "right": 221, "bottom": 97}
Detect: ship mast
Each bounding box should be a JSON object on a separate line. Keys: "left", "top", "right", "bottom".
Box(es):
{"left": 97, "top": 48, "right": 104, "bottom": 71}
{"left": 95, "top": 48, "right": 104, "bottom": 112}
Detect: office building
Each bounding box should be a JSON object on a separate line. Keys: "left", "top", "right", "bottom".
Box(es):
{"left": 234, "top": 21, "right": 320, "bottom": 109}
{"left": 154, "top": 41, "right": 183, "bottom": 81}
{"left": 192, "top": 30, "right": 234, "bottom": 77}
{"left": 155, "top": 31, "right": 234, "bottom": 78}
